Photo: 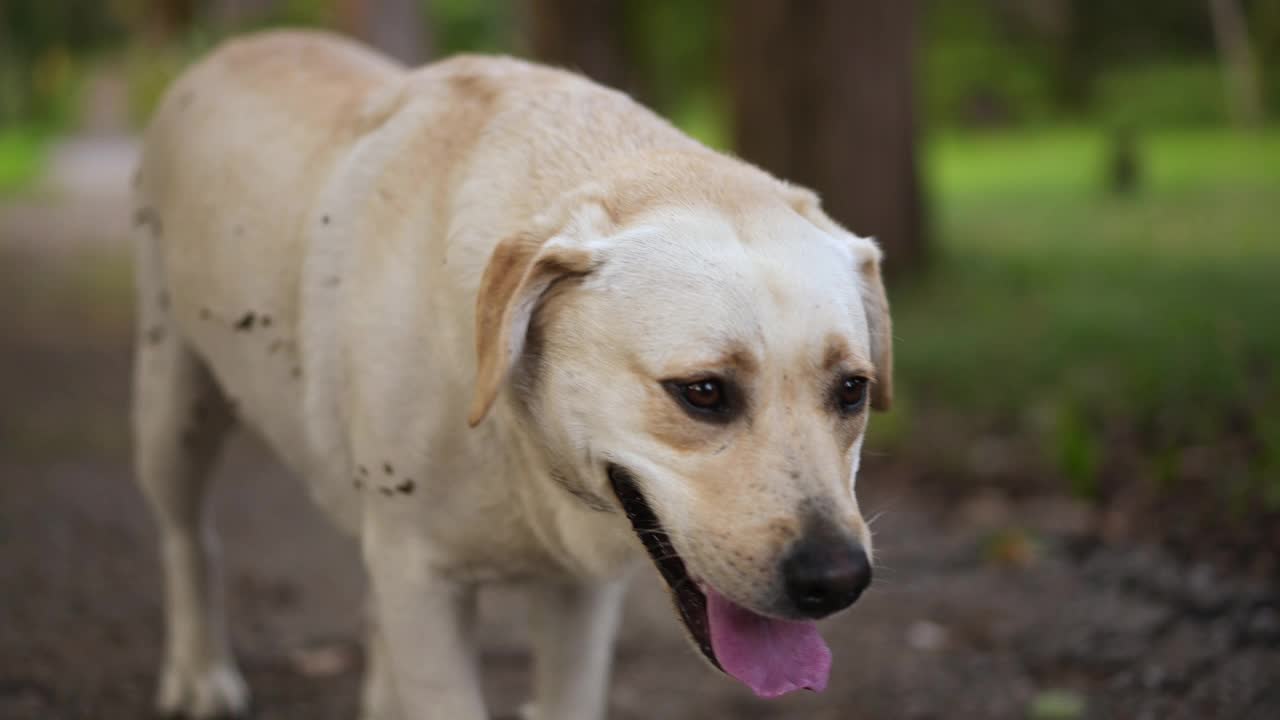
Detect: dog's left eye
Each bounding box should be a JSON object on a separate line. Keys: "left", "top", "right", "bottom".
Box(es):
{"left": 835, "top": 376, "right": 869, "bottom": 413}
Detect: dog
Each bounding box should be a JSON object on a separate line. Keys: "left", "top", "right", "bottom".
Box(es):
{"left": 132, "top": 30, "right": 892, "bottom": 720}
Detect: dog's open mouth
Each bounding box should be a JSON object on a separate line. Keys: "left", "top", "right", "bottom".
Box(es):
{"left": 607, "top": 464, "right": 832, "bottom": 698}
{"left": 607, "top": 464, "right": 717, "bottom": 666}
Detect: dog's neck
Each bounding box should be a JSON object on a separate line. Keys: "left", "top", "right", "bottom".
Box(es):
{"left": 488, "top": 398, "right": 642, "bottom": 580}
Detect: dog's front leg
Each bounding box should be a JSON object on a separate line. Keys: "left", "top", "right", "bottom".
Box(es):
{"left": 524, "top": 578, "right": 627, "bottom": 720}
{"left": 364, "top": 530, "right": 486, "bottom": 720}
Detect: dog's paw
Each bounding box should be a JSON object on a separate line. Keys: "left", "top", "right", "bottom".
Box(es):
{"left": 155, "top": 661, "right": 250, "bottom": 719}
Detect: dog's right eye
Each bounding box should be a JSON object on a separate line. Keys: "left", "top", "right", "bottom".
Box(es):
{"left": 665, "top": 378, "right": 736, "bottom": 421}
{"left": 682, "top": 380, "right": 723, "bottom": 409}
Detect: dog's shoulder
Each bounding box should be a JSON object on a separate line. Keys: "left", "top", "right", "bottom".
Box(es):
{"left": 415, "top": 53, "right": 597, "bottom": 96}
{"left": 210, "top": 29, "right": 404, "bottom": 81}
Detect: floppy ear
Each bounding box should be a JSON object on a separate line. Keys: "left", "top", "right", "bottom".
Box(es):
{"left": 854, "top": 246, "right": 893, "bottom": 411}
{"left": 468, "top": 203, "right": 608, "bottom": 426}
{"left": 785, "top": 186, "right": 894, "bottom": 411}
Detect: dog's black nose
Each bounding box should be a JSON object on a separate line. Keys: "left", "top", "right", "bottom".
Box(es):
{"left": 782, "top": 537, "right": 872, "bottom": 619}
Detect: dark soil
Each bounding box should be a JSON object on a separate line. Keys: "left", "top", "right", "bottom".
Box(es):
{"left": 2, "top": 154, "right": 1277, "bottom": 720}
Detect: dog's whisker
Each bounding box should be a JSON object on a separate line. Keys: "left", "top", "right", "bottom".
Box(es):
{"left": 864, "top": 492, "right": 908, "bottom": 517}
{"left": 866, "top": 509, "right": 888, "bottom": 529}
{"left": 667, "top": 573, "right": 703, "bottom": 595}
{"left": 646, "top": 552, "right": 687, "bottom": 565}
{"left": 868, "top": 574, "right": 927, "bottom": 590}
{"left": 865, "top": 583, "right": 925, "bottom": 597}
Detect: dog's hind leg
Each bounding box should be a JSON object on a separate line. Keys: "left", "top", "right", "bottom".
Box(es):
{"left": 522, "top": 579, "right": 627, "bottom": 720}
{"left": 133, "top": 231, "right": 247, "bottom": 719}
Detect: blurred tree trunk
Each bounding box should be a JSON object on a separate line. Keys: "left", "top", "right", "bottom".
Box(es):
{"left": 143, "top": 0, "right": 197, "bottom": 43}
{"left": 728, "top": 0, "right": 926, "bottom": 273}
{"left": 336, "top": 0, "right": 433, "bottom": 66}
{"left": 207, "top": 0, "right": 275, "bottom": 25}
{"left": 205, "top": 0, "right": 280, "bottom": 36}
{"left": 522, "top": 0, "right": 633, "bottom": 93}
{"left": 1208, "top": 0, "right": 1263, "bottom": 127}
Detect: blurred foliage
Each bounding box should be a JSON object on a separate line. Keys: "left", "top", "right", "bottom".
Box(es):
{"left": 923, "top": 0, "right": 1279, "bottom": 128}
{"left": 874, "top": 127, "right": 1280, "bottom": 511}
{"left": 0, "top": 0, "right": 120, "bottom": 128}
{"left": 621, "top": 0, "right": 727, "bottom": 147}
{"left": 1097, "top": 63, "right": 1233, "bottom": 127}
{"left": 123, "top": 45, "right": 192, "bottom": 128}
{"left": 115, "top": 1, "right": 522, "bottom": 127}
{"left": 0, "top": 128, "right": 50, "bottom": 193}
{"left": 923, "top": 2, "right": 1061, "bottom": 126}
{"left": 3, "top": 0, "right": 1278, "bottom": 133}
{"left": 431, "top": 0, "right": 516, "bottom": 55}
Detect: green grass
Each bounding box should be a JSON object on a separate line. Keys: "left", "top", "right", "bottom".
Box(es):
{"left": 0, "top": 128, "right": 49, "bottom": 194}
{"left": 929, "top": 128, "right": 1280, "bottom": 198}
{"left": 880, "top": 127, "right": 1280, "bottom": 507}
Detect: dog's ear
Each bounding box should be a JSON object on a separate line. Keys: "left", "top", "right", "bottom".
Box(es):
{"left": 786, "top": 186, "right": 894, "bottom": 411}
{"left": 854, "top": 245, "right": 894, "bottom": 411}
{"left": 468, "top": 201, "right": 609, "bottom": 426}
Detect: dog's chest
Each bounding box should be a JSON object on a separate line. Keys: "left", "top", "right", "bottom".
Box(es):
{"left": 407, "top": 476, "right": 642, "bottom": 583}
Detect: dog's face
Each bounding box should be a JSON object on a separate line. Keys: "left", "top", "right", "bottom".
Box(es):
{"left": 470, "top": 177, "right": 892, "bottom": 696}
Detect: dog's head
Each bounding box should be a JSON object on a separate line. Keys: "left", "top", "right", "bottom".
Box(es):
{"left": 469, "top": 158, "right": 892, "bottom": 698}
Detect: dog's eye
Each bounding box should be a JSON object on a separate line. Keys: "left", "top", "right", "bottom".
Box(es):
{"left": 665, "top": 378, "right": 735, "bottom": 420}
{"left": 682, "top": 380, "right": 724, "bottom": 410}
{"left": 835, "top": 376, "right": 869, "bottom": 413}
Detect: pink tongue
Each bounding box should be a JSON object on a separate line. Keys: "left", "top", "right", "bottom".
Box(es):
{"left": 705, "top": 586, "right": 832, "bottom": 698}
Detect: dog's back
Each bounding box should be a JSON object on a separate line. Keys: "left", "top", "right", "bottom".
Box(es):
{"left": 133, "top": 32, "right": 397, "bottom": 476}
{"left": 134, "top": 31, "right": 704, "bottom": 484}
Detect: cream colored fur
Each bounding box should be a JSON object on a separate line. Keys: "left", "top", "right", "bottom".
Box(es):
{"left": 132, "top": 30, "right": 891, "bottom": 720}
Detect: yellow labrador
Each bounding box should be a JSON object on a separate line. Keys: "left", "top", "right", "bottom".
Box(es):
{"left": 132, "top": 30, "right": 892, "bottom": 720}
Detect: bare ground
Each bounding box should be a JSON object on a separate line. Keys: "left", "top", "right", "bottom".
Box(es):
{"left": 0, "top": 139, "right": 1276, "bottom": 720}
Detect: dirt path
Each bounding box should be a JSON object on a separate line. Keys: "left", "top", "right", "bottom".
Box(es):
{"left": 1, "top": 139, "right": 1276, "bottom": 720}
